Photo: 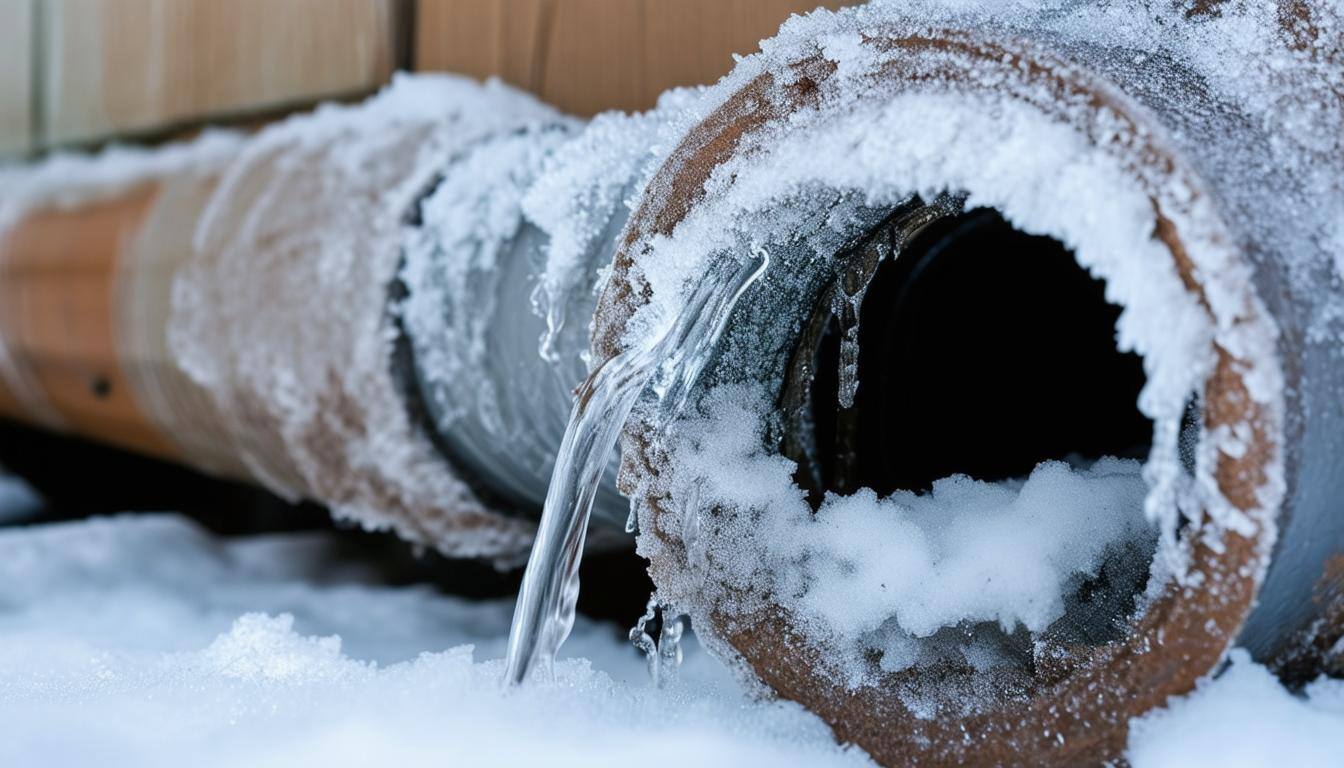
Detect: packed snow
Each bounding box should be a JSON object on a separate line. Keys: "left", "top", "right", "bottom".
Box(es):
{"left": 170, "top": 75, "right": 557, "bottom": 561}
{"left": 0, "top": 511, "right": 871, "bottom": 768}
{"left": 658, "top": 386, "right": 1160, "bottom": 687}
{"left": 1128, "top": 650, "right": 1344, "bottom": 767}
{"left": 0, "top": 487, "right": 1338, "bottom": 766}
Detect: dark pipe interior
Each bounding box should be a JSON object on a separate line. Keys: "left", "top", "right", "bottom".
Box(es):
{"left": 806, "top": 207, "right": 1152, "bottom": 498}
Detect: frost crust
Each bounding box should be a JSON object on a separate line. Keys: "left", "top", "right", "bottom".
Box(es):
{"left": 170, "top": 75, "right": 561, "bottom": 560}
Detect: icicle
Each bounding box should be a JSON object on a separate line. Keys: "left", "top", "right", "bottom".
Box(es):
{"left": 629, "top": 597, "right": 686, "bottom": 687}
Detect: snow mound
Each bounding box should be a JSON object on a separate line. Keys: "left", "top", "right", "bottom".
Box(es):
{"left": 0, "top": 497, "right": 1336, "bottom": 766}
{"left": 664, "top": 386, "right": 1156, "bottom": 686}
{"left": 0, "top": 513, "right": 872, "bottom": 768}
{"left": 1128, "top": 649, "right": 1344, "bottom": 767}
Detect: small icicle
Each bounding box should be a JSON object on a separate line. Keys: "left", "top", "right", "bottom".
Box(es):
{"left": 834, "top": 292, "right": 864, "bottom": 410}
{"left": 658, "top": 612, "right": 686, "bottom": 685}
{"left": 629, "top": 597, "right": 686, "bottom": 687}
{"left": 1145, "top": 413, "right": 1194, "bottom": 584}
{"left": 529, "top": 281, "right": 566, "bottom": 365}
{"left": 630, "top": 600, "right": 658, "bottom": 673}
{"left": 832, "top": 236, "right": 888, "bottom": 410}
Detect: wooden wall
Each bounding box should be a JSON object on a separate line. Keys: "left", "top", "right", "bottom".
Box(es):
{"left": 0, "top": 0, "right": 402, "bottom": 156}
{"left": 414, "top": 0, "right": 851, "bottom": 116}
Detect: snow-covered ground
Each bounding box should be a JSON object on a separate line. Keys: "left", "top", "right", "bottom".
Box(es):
{"left": 0, "top": 477, "right": 1338, "bottom": 767}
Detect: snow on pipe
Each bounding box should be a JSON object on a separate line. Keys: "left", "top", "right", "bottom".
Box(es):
{"left": 596, "top": 2, "right": 1344, "bottom": 765}
{"left": 0, "top": 1, "right": 1339, "bottom": 765}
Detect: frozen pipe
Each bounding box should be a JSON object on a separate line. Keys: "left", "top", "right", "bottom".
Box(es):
{"left": 0, "top": 3, "right": 1338, "bottom": 766}
{"left": 0, "top": 80, "right": 567, "bottom": 561}
{"left": 0, "top": 77, "right": 651, "bottom": 554}
{"left": 598, "top": 2, "right": 1344, "bottom": 766}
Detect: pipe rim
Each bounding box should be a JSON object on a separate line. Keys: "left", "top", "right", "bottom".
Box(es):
{"left": 596, "top": 29, "right": 1284, "bottom": 766}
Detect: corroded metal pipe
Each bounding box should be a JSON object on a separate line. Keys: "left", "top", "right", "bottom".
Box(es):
{"left": 601, "top": 4, "right": 1343, "bottom": 766}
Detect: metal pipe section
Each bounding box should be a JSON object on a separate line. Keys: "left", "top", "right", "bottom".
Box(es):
{"left": 0, "top": 78, "right": 649, "bottom": 550}
{"left": 596, "top": 6, "right": 1343, "bottom": 767}
{"left": 394, "top": 148, "right": 636, "bottom": 529}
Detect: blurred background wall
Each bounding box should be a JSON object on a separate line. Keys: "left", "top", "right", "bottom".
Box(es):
{"left": 0, "top": 0, "right": 848, "bottom": 158}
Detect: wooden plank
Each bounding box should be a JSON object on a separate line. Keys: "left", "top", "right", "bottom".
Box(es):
{"left": 414, "top": 0, "right": 854, "bottom": 116}
{"left": 540, "top": 0, "right": 647, "bottom": 116}
{"left": 0, "top": 0, "right": 33, "bottom": 156}
{"left": 414, "top": 0, "right": 548, "bottom": 91}
{"left": 40, "top": 0, "right": 399, "bottom": 147}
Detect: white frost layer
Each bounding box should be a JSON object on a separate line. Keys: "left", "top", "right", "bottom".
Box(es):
{"left": 668, "top": 388, "right": 1154, "bottom": 683}
{"left": 0, "top": 513, "right": 872, "bottom": 768}
{"left": 0, "top": 130, "right": 246, "bottom": 236}
{"left": 1127, "top": 649, "right": 1344, "bottom": 767}
{"left": 400, "top": 124, "right": 575, "bottom": 433}
{"left": 522, "top": 88, "right": 704, "bottom": 355}
{"left": 847, "top": 0, "right": 1344, "bottom": 308}
{"left": 171, "top": 74, "right": 556, "bottom": 560}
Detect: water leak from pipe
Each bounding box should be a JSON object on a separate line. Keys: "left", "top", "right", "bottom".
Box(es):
{"left": 503, "top": 247, "right": 770, "bottom": 685}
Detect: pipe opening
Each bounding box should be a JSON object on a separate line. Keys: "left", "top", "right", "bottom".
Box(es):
{"left": 778, "top": 204, "right": 1164, "bottom": 685}
{"left": 794, "top": 206, "right": 1153, "bottom": 502}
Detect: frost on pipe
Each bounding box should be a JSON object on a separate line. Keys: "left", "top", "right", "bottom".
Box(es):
{"left": 0, "top": 76, "right": 586, "bottom": 561}
{"left": 596, "top": 3, "right": 1342, "bottom": 765}
{"left": 393, "top": 100, "right": 701, "bottom": 545}
{"left": 395, "top": 119, "right": 633, "bottom": 529}
{"left": 166, "top": 76, "right": 563, "bottom": 561}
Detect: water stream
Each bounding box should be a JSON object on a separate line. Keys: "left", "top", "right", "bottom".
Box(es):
{"left": 503, "top": 248, "right": 770, "bottom": 685}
